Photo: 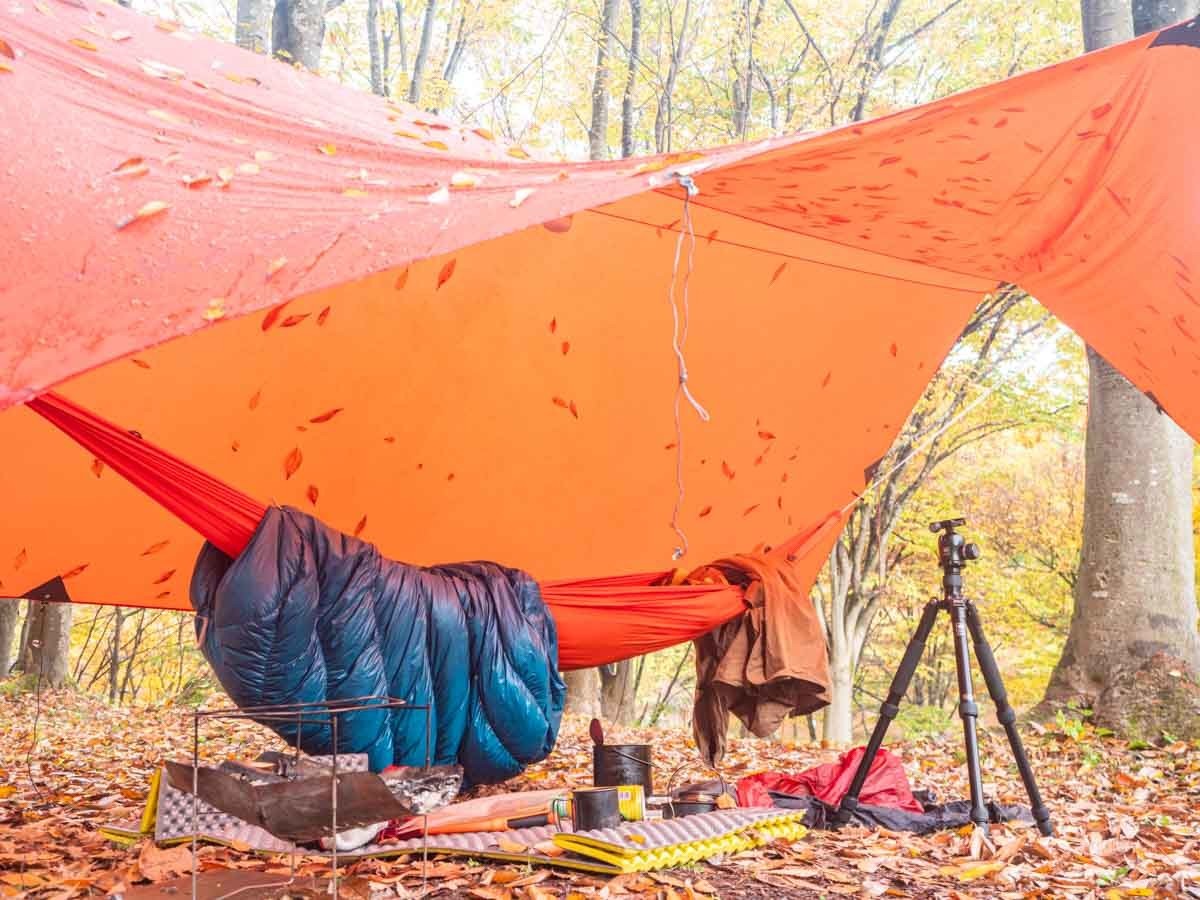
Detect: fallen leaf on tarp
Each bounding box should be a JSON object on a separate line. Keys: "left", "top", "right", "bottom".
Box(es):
{"left": 509, "top": 188, "right": 535, "bottom": 207}
{"left": 496, "top": 838, "right": 528, "bottom": 854}
{"left": 112, "top": 157, "right": 148, "bottom": 178}
{"left": 116, "top": 200, "right": 170, "bottom": 230}
{"left": 136, "top": 843, "right": 191, "bottom": 883}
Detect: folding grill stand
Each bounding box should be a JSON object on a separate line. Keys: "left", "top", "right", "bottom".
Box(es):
{"left": 832, "top": 518, "right": 1053, "bottom": 837}
{"left": 187, "top": 696, "right": 433, "bottom": 900}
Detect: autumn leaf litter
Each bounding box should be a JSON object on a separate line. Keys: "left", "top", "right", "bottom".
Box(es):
{"left": 0, "top": 694, "right": 1198, "bottom": 897}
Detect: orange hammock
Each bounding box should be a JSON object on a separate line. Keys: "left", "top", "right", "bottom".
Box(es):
{"left": 27, "top": 391, "right": 843, "bottom": 669}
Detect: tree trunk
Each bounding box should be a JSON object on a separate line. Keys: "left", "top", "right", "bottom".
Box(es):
{"left": 272, "top": 0, "right": 327, "bottom": 71}
{"left": 620, "top": 0, "right": 641, "bottom": 158}
{"left": 236, "top": 0, "right": 272, "bottom": 53}
{"left": 17, "top": 601, "right": 73, "bottom": 688}
{"left": 1041, "top": 0, "right": 1200, "bottom": 721}
{"left": 367, "top": 0, "right": 385, "bottom": 95}
{"left": 1044, "top": 349, "right": 1200, "bottom": 710}
{"left": 407, "top": 0, "right": 438, "bottom": 104}
{"left": 654, "top": 0, "right": 691, "bottom": 153}
{"left": 824, "top": 638, "right": 854, "bottom": 743}
{"left": 108, "top": 609, "right": 125, "bottom": 703}
{"left": 562, "top": 668, "right": 600, "bottom": 718}
{"left": 1132, "top": 0, "right": 1196, "bottom": 38}
{"left": 587, "top": 0, "right": 621, "bottom": 160}
{"left": 0, "top": 599, "right": 18, "bottom": 676}
{"left": 395, "top": 1, "right": 409, "bottom": 76}
{"left": 599, "top": 661, "right": 636, "bottom": 724}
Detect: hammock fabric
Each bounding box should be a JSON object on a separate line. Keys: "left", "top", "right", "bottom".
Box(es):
{"left": 26, "top": 391, "right": 844, "bottom": 669}
{"left": 3, "top": 4, "right": 1200, "bottom": 638}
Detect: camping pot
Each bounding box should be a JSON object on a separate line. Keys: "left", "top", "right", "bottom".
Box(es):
{"left": 664, "top": 790, "right": 718, "bottom": 819}
{"left": 572, "top": 787, "right": 620, "bottom": 831}
{"left": 592, "top": 743, "right": 653, "bottom": 796}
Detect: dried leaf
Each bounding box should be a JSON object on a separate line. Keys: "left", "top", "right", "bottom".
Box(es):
{"left": 68, "top": 37, "right": 98, "bottom": 51}
{"left": 437, "top": 259, "right": 457, "bottom": 289}
{"left": 283, "top": 447, "right": 303, "bottom": 479}
{"left": 131, "top": 358, "right": 151, "bottom": 369}
{"left": 110, "top": 30, "right": 132, "bottom": 41}
{"left": 181, "top": 172, "right": 212, "bottom": 188}
{"left": 507, "top": 146, "right": 531, "bottom": 160}
{"left": 137, "top": 844, "right": 191, "bottom": 883}
{"left": 318, "top": 143, "right": 337, "bottom": 155}
{"left": 353, "top": 515, "right": 367, "bottom": 537}
{"left": 91, "top": 458, "right": 104, "bottom": 478}
{"left": 237, "top": 162, "right": 260, "bottom": 175}
{"left": 116, "top": 200, "right": 170, "bottom": 230}
{"left": 317, "top": 306, "right": 331, "bottom": 325}
{"left": 112, "top": 157, "right": 148, "bottom": 178}
{"left": 509, "top": 187, "right": 535, "bottom": 207}
{"left": 254, "top": 150, "right": 277, "bottom": 162}
{"left": 342, "top": 188, "right": 368, "bottom": 198}
{"left": 722, "top": 461, "right": 735, "bottom": 479}
{"left": 306, "top": 485, "right": 319, "bottom": 506}
{"left": 309, "top": 408, "right": 344, "bottom": 424}
{"left": 450, "top": 171, "right": 480, "bottom": 188}
{"left": 423, "top": 140, "right": 449, "bottom": 151}
{"left": 202, "top": 298, "right": 226, "bottom": 322}
{"left": 141, "top": 540, "right": 170, "bottom": 556}
{"left": 266, "top": 257, "right": 288, "bottom": 279}
{"left": 152, "top": 569, "right": 176, "bottom": 585}
{"left": 0, "top": 39, "right": 14, "bottom": 59}
{"left": 280, "top": 313, "right": 310, "bottom": 327}
{"left": 147, "top": 108, "right": 185, "bottom": 125}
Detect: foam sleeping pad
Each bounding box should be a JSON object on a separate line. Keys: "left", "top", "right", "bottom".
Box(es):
{"left": 190, "top": 506, "right": 565, "bottom": 784}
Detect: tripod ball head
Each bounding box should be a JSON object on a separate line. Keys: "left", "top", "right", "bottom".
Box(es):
{"left": 930, "top": 517, "right": 981, "bottom": 574}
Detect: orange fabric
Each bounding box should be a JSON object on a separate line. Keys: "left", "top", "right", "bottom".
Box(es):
{"left": 2, "top": 5, "right": 1198, "bottom": 630}
{"left": 26, "top": 392, "right": 265, "bottom": 560}
{"left": 24, "top": 387, "right": 747, "bottom": 667}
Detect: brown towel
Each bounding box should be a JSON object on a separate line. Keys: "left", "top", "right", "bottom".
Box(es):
{"left": 687, "top": 552, "right": 831, "bottom": 766}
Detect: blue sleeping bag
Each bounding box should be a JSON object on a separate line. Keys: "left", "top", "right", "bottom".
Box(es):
{"left": 190, "top": 506, "right": 565, "bottom": 784}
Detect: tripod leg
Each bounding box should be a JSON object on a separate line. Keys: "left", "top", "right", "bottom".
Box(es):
{"left": 965, "top": 604, "right": 1054, "bottom": 837}
{"left": 833, "top": 599, "right": 940, "bottom": 827}
{"left": 949, "top": 602, "right": 990, "bottom": 831}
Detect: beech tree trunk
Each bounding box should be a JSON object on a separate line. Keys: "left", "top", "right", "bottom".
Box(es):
{"left": 587, "top": 0, "right": 621, "bottom": 160}
{"left": 620, "top": 0, "right": 641, "bottom": 158}
{"left": 407, "top": 0, "right": 438, "bottom": 104}
{"left": 273, "top": 0, "right": 327, "bottom": 71}
{"left": 1044, "top": 351, "right": 1200, "bottom": 709}
{"left": 563, "top": 667, "right": 600, "bottom": 718}
{"left": 0, "top": 599, "right": 19, "bottom": 676}
{"left": 1042, "top": 0, "right": 1200, "bottom": 720}
{"left": 367, "top": 0, "right": 385, "bottom": 95}
{"left": 16, "top": 600, "right": 73, "bottom": 688}
{"left": 236, "top": 0, "right": 272, "bottom": 53}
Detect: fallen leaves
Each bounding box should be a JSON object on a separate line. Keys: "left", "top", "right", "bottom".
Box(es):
{"left": 283, "top": 447, "right": 303, "bottom": 479}
{"left": 115, "top": 200, "right": 169, "bottom": 230}
{"left": 136, "top": 843, "right": 191, "bottom": 883}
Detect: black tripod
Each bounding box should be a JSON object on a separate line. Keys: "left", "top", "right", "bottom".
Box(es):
{"left": 833, "top": 517, "right": 1053, "bottom": 836}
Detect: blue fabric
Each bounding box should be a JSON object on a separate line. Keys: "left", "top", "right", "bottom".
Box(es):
{"left": 190, "top": 506, "right": 565, "bottom": 784}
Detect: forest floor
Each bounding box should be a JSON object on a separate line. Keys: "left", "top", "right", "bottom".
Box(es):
{"left": 1, "top": 691, "right": 1199, "bottom": 899}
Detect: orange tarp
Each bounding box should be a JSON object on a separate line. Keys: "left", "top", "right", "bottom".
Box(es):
{"left": 2, "top": 4, "right": 1199, "bottom": 622}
